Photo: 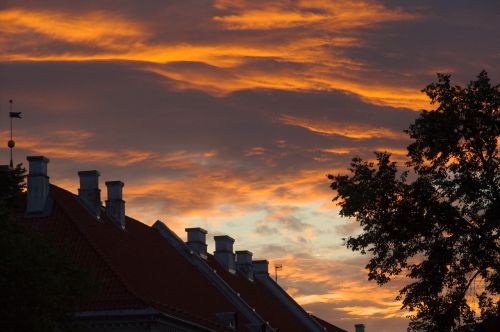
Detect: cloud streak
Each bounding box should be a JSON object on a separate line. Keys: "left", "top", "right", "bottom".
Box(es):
{"left": 0, "top": 1, "right": 432, "bottom": 109}
{"left": 1, "top": 1, "right": 499, "bottom": 330}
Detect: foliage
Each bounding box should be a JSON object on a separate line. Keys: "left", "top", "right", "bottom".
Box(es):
{"left": 0, "top": 163, "right": 26, "bottom": 209}
{"left": 0, "top": 165, "right": 92, "bottom": 332}
{"left": 328, "top": 71, "right": 499, "bottom": 331}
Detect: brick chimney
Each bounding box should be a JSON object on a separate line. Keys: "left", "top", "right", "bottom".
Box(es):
{"left": 236, "top": 250, "right": 253, "bottom": 280}
{"left": 26, "top": 156, "right": 51, "bottom": 216}
{"left": 252, "top": 260, "right": 269, "bottom": 276}
{"left": 78, "top": 170, "right": 101, "bottom": 218}
{"left": 185, "top": 227, "right": 208, "bottom": 258}
{"left": 105, "top": 181, "right": 125, "bottom": 230}
{"left": 355, "top": 324, "right": 365, "bottom": 332}
{"left": 214, "top": 235, "right": 235, "bottom": 272}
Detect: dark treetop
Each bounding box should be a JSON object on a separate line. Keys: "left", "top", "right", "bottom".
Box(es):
{"left": 329, "top": 71, "right": 499, "bottom": 332}
{"left": 0, "top": 165, "right": 93, "bottom": 332}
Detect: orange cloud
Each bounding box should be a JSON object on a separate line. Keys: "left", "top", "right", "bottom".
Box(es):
{"left": 280, "top": 114, "right": 406, "bottom": 140}
{"left": 245, "top": 146, "right": 268, "bottom": 156}
{"left": 270, "top": 255, "right": 408, "bottom": 320}
{"left": 0, "top": 9, "right": 144, "bottom": 49}
{"left": 9, "top": 129, "right": 218, "bottom": 170}
{"left": 0, "top": 4, "right": 430, "bottom": 110}
{"left": 214, "top": 0, "right": 418, "bottom": 31}
{"left": 214, "top": 10, "right": 327, "bottom": 30}
{"left": 322, "top": 148, "right": 354, "bottom": 155}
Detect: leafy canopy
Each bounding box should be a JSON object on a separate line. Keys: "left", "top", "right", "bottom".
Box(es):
{"left": 0, "top": 165, "right": 93, "bottom": 332}
{"left": 329, "top": 71, "right": 499, "bottom": 331}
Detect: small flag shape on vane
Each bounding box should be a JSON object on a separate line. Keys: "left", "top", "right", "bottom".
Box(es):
{"left": 9, "top": 112, "right": 22, "bottom": 118}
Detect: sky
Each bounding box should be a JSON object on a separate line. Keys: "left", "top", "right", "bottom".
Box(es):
{"left": 1, "top": 1, "right": 499, "bottom": 331}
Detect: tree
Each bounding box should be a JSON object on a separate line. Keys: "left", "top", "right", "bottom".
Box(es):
{"left": 0, "top": 163, "right": 26, "bottom": 209}
{"left": 0, "top": 165, "right": 93, "bottom": 332}
{"left": 328, "top": 71, "right": 499, "bottom": 331}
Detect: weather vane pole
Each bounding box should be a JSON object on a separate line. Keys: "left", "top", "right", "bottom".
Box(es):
{"left": 8, "top": 99, "right": 22, "bottom": 168}
{"left": 275, "top": 263, "right": 283, "bottom": 283}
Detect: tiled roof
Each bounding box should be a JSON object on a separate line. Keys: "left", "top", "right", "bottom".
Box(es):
{"left": 205, "top": 256, "right": 347, "bottom": 332}
{"left": 18, "top": 185, "right": 237, "bottom": 331}
{"left": 17, "top": 184, "right": 345, "bottom": 331}
{"left": 206, "top": 256, "right": 312, "bottom": 331}
{"left": 312, "top": 315, "right": 348, "bottom": 332}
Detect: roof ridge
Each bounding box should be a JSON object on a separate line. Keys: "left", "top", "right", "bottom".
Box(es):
{"left": 254, "top": 273, "right": 326, "bottom": 331}
{"left": 50, "top": 185, "right": 231, "bottom": 330}
{"left": 311, "top": 314, "right": 347, "bottom": 332}
{"left": 153, "top": 221, "right": 273, "bottom": 329}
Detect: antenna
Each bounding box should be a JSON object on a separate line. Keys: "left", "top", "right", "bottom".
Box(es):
{"left": 274, "top": 263, "right": 283, "bottom": 283}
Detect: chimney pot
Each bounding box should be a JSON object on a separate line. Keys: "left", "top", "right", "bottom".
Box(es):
{"left": 214, "top": 235, "right": 235, "bottom": 272}
{"left": 26, "top": 156, "right": 51, "bottom": 216}
{"left": 185, "top": 227, "right": 208, "bottom": 257}
{"left": 105, "top": 181, "right": 125, "bottom": 230}
{"left": 78, "top": 170, "right": 101, "bottom": 218}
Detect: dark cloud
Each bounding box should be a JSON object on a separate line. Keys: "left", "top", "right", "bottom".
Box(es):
{"left": 1, "top": 61, "right": 416, "bottom": 174}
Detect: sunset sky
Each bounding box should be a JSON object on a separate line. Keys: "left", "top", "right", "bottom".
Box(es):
{"left": 1, "top": 1, "right": 499, "bottom": 331}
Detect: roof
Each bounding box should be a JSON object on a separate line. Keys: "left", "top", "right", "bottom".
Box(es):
{"left": 17, "top": 183, "right": 345, "bottom": 331}
{"left": 18, "top": 185, "right": 237, "bottom": 330}
{"left": 206, "top": 255, "right": 314, "bottom": 331}
{"left": 205, "top": 256, "right": 347, "bottom": 331}
{"left": 312, "top": 315, "right": 348, "bottom": 332}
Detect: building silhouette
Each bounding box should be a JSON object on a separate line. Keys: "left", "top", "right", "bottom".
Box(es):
{"left": 16, "top": 155, "right": 346, "bottom": 332}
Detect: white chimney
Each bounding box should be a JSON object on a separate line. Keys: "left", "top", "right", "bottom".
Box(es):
{"left": 355, "top": 324, "right": 365, "bottom": 332}
{"left": 26, "top": 156, "right": 50, "bottom": 216}
{"left": 105, "top": 181, "right": 125, "bottom": 230}
{"left": 252, "top": 260, "right": 269, "bottom": 275}
{"left": 78, "top": 170, "right": 101, "bottom": 218}
{"left": 236, "top": 250, "right": 253, "bottom": 280}
{"left": 185, "top": 227, "right": 208, "bottom": 258}
{"left": 214, "top": 235, "right": 235, "bottom": 272}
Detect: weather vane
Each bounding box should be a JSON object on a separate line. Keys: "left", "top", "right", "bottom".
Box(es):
{"left": 8, "top": 99, "right": 22, "bottom": 168}
{"left": 274, "top": 263, "right": 283, "bottom": 283}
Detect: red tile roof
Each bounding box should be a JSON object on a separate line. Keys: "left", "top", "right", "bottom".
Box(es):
{"left": 18, "top": 185, "right": 238, "bottom": 330}
{"left": 206, "top": 256, "right": 312, "bottom": 331}
{"left": 17, "top": 184, "right": 345, "bottom": 331}
{"left": 205, "top": 256, "right": 347, "bottom": 332}
{"left": 312, "top": 315, "right": 347, "bottom": 332}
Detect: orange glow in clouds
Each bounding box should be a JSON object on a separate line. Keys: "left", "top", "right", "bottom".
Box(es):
{"left": 2, "top": 1, "right": 472, "bottom": 330}
{"left": 0, "top": 4, "right": 430, "bottom": 110}
{"left": 280, "top": 114, "right": 407, "bottom": 140}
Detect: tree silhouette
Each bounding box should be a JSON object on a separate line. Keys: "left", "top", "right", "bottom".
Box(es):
{"left": 0, "top": 165, "right": 93, "bottom": 332}
{"left": 329, "top": 71, "right": 499, "bottom": 331}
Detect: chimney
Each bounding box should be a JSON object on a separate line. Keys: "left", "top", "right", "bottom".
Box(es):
{"left": 235, "top": 250, "right": 253, "bottom": 280}
{"left": 26, "top": 156, "right": 51, "bottom": 216}
{"left": 105, "top": 181, "right": 125, "bottom": 230}
{"left": 214, "top": 235, "right": 235, "bottom": 272}
{"left": 185, "top": 227, "right": 208, "bottom": 258}
{"left": 78, "top": 170, "right": 101, "bottom": 218}
{"left": 355, "top": 324, "right": 365, "bottom": 332}
{"left": 252, "top": 260, "right": 269, "bottom": 276}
